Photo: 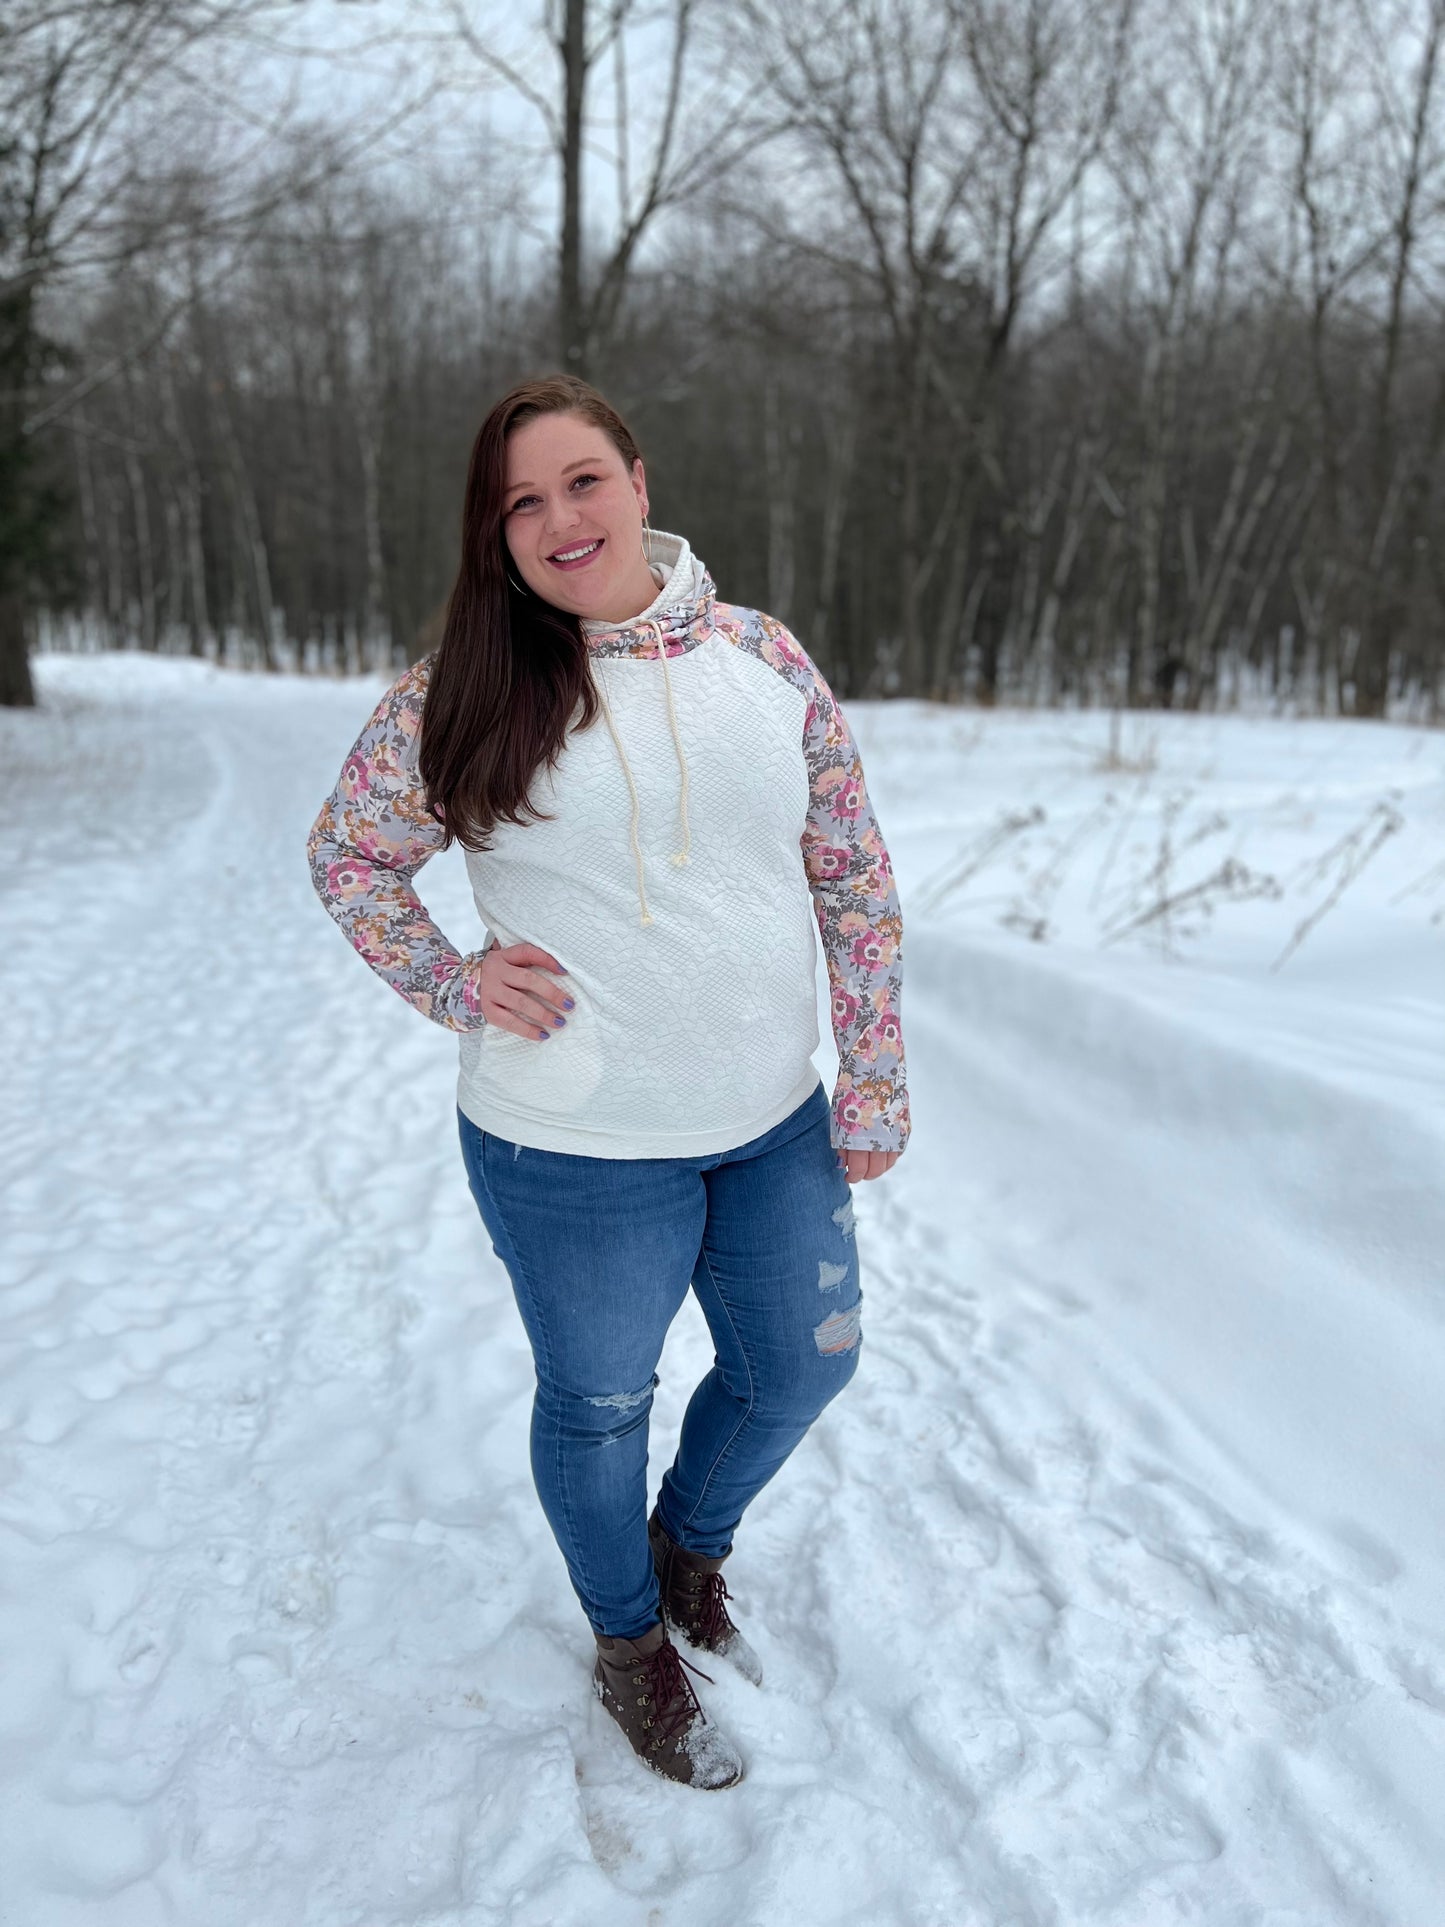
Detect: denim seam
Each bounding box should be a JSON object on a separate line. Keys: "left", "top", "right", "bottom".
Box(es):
{"left": 677, "top": 1240, "right": 758, "bottom": 1540}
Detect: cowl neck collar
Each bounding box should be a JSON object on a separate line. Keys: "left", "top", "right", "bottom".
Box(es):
{"left": 580, "top": 528, "right": 718, "bottom": 660}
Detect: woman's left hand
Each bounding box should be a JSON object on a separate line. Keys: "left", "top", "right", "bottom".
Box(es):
{"left": 838, "top": 1148, "right": 900, "bottom": 1184}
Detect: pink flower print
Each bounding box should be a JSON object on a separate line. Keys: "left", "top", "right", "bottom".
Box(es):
{"left": 774, "top": 628, "right": 808, "bottom": 674}
{"left": 829, "top": 776, "right": 864, "bottom": 825}
{"left": 355, "top": 829, "right": 403, "bottom": 864}
{"left": 873, "top": 1009, "right": 904, "bottom": 1052}
{"left": 327, "top": 857, "right": 374, "bottom": 898}
{"left": 831, "top": 986, "right": 860, "bottom": 1028}
{"left": 357, "top": 935, "right": 411, "bottom": 970}
{"left": 836, "top": 1086, "right": 866, "bottom": 1133}
{"left": 850, "top": 930, "right": 889, "bottom": 971}
{"left": 862, "top": 831, "right": 893, "bottom": 883}
{"left": 370, "top": 741, "right": 402, "bottom": 782}
{"left": 341, "top": 754, "right": 371, "bottom": 796}
{"left": 812, "top": 843, "right": 853, "bottom": 881}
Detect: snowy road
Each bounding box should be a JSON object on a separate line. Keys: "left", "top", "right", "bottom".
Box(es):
{"left": 3, "top": 654, "right": 1443, "bottom": 1926}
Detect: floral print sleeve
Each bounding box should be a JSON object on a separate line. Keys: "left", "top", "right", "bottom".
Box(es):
{"left": 305, "top": 658, "right": 490, "bottom": 1032}
{"left": 731, "top": 611, "right": 911, "bottom": 1155}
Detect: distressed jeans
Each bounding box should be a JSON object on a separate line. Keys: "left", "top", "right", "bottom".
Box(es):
{"left": 455, "top": 1078, "right": 863, "bottom": 1639}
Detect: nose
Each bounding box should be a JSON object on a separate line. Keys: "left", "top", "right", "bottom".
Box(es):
{"left": 542, "top": 493, "right": 584, "bottom": 542}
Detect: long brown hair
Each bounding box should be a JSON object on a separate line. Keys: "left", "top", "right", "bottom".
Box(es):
{"left": 419, "top": 373, "right": 644, "bottom": 852}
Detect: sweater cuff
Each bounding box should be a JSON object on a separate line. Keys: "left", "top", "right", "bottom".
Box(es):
{"left": 432, "top": 951, "right": 491, "bottom": 1032}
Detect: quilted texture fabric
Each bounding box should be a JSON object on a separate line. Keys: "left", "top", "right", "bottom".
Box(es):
{"left": 306, "top": 529, "right": 909, "bottom": 1158}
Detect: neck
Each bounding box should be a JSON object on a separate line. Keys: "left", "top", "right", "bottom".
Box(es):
{"left": 590, "top": 556, "right": 664, "bottom": 626}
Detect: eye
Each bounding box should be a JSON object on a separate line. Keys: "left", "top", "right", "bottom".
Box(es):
{"left": 570, "top": 472, "right": 599, "bottom": 490}
{"left": 507, "top": 493, "right": 539, "bottom": 513}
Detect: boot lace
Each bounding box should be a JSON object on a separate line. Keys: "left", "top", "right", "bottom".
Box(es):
{"left": 635, "top": 1638, "right": 715, "bottom": 1750}
{"left": 677, "top": 1566, "right": 738, "bottom": 1649}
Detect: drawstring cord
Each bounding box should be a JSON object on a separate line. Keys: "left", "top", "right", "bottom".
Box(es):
{"left": 655, "top": 623, "right": 693, "bottom": 869}
{"left": 591, "top": 618, "right": 692, "bottom": 928}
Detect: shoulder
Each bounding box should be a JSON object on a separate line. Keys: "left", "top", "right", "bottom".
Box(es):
{"left": 359, "top": 654, "right": 434, "bottom": 741}
{"left": 390, "top": 652, "right": 435, "bottom": 714}
{"left": 710, "top": 600, "right": 817, "bottom": 687}
{"left": 337, "top": 658, "right": 437, "bottom": 805}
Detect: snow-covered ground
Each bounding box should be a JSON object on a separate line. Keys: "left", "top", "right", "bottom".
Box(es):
{"left": 3, "top": 651, "right": 1443, "bottom": 1927}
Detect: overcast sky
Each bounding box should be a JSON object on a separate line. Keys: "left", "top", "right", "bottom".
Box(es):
{"left": 214, "top": 0, "right": 710, "bottom": 263}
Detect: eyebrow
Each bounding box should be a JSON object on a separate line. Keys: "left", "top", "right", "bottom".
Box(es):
{"left": 505, "top": 457, "right": 605, "bottom": 496}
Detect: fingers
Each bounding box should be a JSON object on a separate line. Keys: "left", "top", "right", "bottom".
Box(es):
{"left": 838, "top": 1147, "right": 901, "bottom": 1183}
{"left": 492, "top": 997, "right": 567, "bottom": 1040}
{"left": 496, "top": 944, "right": 571, "bottom": 1015}
{"left": 486, "top": 978, "right": 569, "bottom": 1039}
{"left": 496, "top": 963, "right": 572, "bottom": 1022}
{"left": 500, "top": 942, "right": 566, "bottom": 973}
{"left": 482, "top": 940, "right": 573, "bottom": 1041}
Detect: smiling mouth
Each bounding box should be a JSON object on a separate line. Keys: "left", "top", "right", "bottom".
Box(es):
{"left": 548, "top": 538, "right": 604, "bottom": 571}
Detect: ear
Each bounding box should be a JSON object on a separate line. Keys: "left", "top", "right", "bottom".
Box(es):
{"left": 631, "top": 456, "right": 649, "bottom": 519}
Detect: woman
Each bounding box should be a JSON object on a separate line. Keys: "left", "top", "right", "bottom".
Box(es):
{"left": 306, "top": 374, "right": 910, "bottom": 1790}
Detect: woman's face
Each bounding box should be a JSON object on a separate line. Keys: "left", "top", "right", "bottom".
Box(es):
{"left": 502, "top": 410, "right": 655, "bottom": 621}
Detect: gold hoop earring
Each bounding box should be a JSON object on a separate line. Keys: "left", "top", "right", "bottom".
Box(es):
{"left": 640, "top": 510, "right": 653, "bottom": 565}
{"left": 505, "top": 564, "right": 530, "bottom": 596}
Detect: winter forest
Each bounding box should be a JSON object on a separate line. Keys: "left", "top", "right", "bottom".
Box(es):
{"left": 6, "top": 0, "right": 1445, "bottom": 716}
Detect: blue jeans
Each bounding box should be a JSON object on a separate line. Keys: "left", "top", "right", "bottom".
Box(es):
{"left": 455, "top": 1079, "right": 863, "bottom": 1639}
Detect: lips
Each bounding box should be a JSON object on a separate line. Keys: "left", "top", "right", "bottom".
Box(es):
{"left": 548, "top": 537, "right": 605, "bottom": 572}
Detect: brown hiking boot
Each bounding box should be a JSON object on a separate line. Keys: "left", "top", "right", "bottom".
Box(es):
{"left": 648, "top": 1507, "right": 764, "bottom": 1686}
{"left": 592, "top": 1618, "right": 745, "bottom": 1790}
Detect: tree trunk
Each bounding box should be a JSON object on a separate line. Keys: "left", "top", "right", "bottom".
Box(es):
{"left": 762, "top": 373, "right": 797, "bottom": 620}
{"left": 0, "top": 590, "right": 36, "bottom": 706}
{"left": 0, "top": 271, "right": 40, "bottom": 702}
{"left": 124, "top": 438, "right": 158, "bottom": 651}
{"left": 560, "top": 0, "right": 587, "bottom": 372}
{"left": 810, "top": 400, "right": 856, "bottom": 658}
{"left": 157, "top": 348, "right": 213, "bottom": 658}
{"left": 897, "top": 316, "right": 929, "bottom": 691}
{"left": 71, "top": 418, "right": 105, "bottom": 646}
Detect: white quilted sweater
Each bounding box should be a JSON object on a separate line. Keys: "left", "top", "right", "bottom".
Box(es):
{"left": 307, "top": 528, "right": 910, "bottom": 1160}
{"left": 457, "top": 533, "right": 822, "bottom": 1154}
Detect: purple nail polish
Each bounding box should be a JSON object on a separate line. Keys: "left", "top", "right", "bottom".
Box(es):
{"left": 562, "top": 997, "right": 575, "bottom": 1010}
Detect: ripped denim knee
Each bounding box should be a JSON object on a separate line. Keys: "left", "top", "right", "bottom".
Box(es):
{"left": 537, "top": 1370, "right": 661, "bottom": 1444}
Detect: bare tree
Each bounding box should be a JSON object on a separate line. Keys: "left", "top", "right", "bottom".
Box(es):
{"left": 442, "top": 0, "right": 768, "bottom": 372}
{"left": 733, "top": 0, "right": 1134, "bottom": 696}
{"left": 24, "top": 0, "right": 1445, "bottom": 717}
{"left": 0, "top": 0, "right": 451, "bottom": 704}
{"left": 1351, "top": 0, "right": 1445, "bottom": 715}
{"left": 1275, "top": 0, "right": 1445, "bottom": 714}
{"left": 1105, "top": 0, "right": 1280, "bottom": 706}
